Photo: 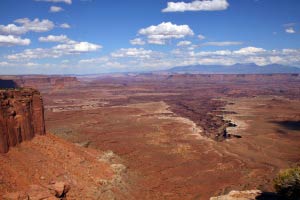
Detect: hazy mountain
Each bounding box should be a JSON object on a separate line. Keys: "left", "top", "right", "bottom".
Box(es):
{"left": 167, "top": 63, "right": 300, "bottom": 74}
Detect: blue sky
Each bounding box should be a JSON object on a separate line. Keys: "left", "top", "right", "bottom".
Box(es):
{"left": 0, "top": 0, "right": 300, "bottom": 74}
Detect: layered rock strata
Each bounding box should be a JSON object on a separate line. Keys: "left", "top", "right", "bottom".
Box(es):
{"left": 0, "top": 88, "right": 45, "bottom": 153}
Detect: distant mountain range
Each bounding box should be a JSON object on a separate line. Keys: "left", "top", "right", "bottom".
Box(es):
{"left": 167, "top": 63, "right": 300, "bottom": 74}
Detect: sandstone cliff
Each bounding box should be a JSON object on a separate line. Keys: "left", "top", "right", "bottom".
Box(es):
{"left": 14, "top": 76, "right": 79, "bottom": 90}
{"left": 0, "top": 76, "right": 79, "bottom": 91}
{"left": 0, "top": 88, "right": 45, "bottom": 153}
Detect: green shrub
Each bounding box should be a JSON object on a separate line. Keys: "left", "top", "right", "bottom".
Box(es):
{"left": 274, "top": 167, "right": 300, "bottom": 200}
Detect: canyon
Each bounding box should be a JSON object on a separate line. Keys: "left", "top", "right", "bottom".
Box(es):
{"left": 0, "top": 81, "right": 131, "bottom": 199}
{"left": 0, "top": 74, "right": 300, "bottom": 199}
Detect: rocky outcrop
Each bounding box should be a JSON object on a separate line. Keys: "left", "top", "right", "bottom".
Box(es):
{"left": 0, "top": 88, "right": 45, "bottom": 153}
{"left": 3, "top": 182, "right": 70, "bottom": 200}
{"left": 210, "top": 190, "right": 262, "bottom": 200}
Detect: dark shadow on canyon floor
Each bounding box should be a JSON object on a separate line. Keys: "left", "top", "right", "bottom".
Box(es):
{"left": 256, "top": 192, "right": 279, "bottom": 200}
{"left": 272, "top": 120, "right": 300, "bottom": 131}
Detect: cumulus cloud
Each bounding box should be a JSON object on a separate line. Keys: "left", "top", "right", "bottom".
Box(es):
{"left": 111, "top": 48, "right": 154, "bottom": 58}
{"left": 15, "top": 18, "right": 54, "bottom": 32}
{"left": 0, "top": 61, "right": 39, "bottom": 67}
{"left": 162, "top": 0, "right": 229, "bottom": 12}
{"left": 177, "top": 40, "right": 192, "bottom": 46}
{"left": 6, "top": 49, "right": 49, "bottom": 60}
{"left": 0, "top": 18, "right": 54, "bottom": 35}
{"left": 39, "top": 35, "right": 69, "bottom": 43}
{"left": 203, "top": 41, "right": 243, "bottom": 46}
{"left": 60, "top": 23, "right": 71, "bottom": 29}
{"left": 234, "top": 46, "right": 266, "bottom": 55}
{"left": 195, "top": 50, "right": 232, "bottom": 56}
{"left": 78, "top": 47, "right": 300, "bottom": 72}
{"left": 4, "top": 45, "right": 300, "bottom": 73}
{"left": 35, "top": 0, "right": 72, "bottom": 4}
{"left": 167, "top": 45, "right": 300, "bottom": 67}
{"left": 0, "top": 35, "right": 30, "bottom": 46}
{"left": 0, "top": 24, "right": 27, "bottom": 35}
{"left": 50, "top": 6, "right": 64, "bottom": 12}
{"left": 130, "top": 38, "right": 145, "bottom": 45}
{"left": 54, "top": 41, "right": 101, "bottom": 53}
{"left": 7, "top": 40, "right": 102, "bottom": 60}
{"left": 138, "top": 22, "right": 194, "bottom": 45}
{"left": 285, "top": 27, "right": 296, "bottom": 34}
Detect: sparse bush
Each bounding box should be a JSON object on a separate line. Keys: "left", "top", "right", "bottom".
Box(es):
{"left": 274, "top": 167, "right": 300, "bottom": 200}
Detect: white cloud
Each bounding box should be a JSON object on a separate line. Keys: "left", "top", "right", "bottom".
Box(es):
{"left": 39, "top": 35, "right": 69, "bottom": 43}
{"left": 3, "top": 47, "right": 300, "bottom": 74}
{"left": 167, "top": 46, "right": 300, "bottom": 67}
{"left": 50, "top": 6, "right": 64, "bottom": 12}
{"left": 7, "top": 48, "right": 48, "bottom": 60}
{"left": 14, "top": 18, "right": 55, "bottom": 32}
{"left": 0, "top": 61, "right": 39, "bottom": 67}
{"left": 60, "top": 23, "right": 71, "bottom": 29}
{"left": 196, "top": 50, "right": 232, "bottom": 56}
{"left": 269, "top": 56, "right": 283, "bottom": 63}
{"left": 0, "top": 24, "right": 27, "bottom": 35}
{"left": 177, "top": 40, "right": 192, "bottom": 46}
{"left": 203, "top": 41, "right": 243, "bottom": 46}
{"left": 0, "top": 18, "right": 54, "bottom": 35}
{"left": 111, "top": 48, "right": 154, "bottom": 58}
{"left": 244, "top": 56, "right": 268, "bottom": 66}
{"left": 234, "top": 46, "right": 266, "bottom": 55}
{"left": 162, "top": 0, "right": 229, "bottom": 12}
{"left": 25, "top": 62, "right": 39, "bottom": 67}
{"left": 138, "top": 22, "right": 194, "bottom": 45}
{"left": 285, "top": 27, "right": 296, "bottom": 34}
{"left": 130, "top": 38, "right": 145, "bottom": 45}
{"left": 35, "top": 0, "right": 72, "bottom": 4}
{"left": 79, "top": 56, "right": 109, "bottom": 64}
{"left": 0, "top": 35, "right": 30, "bottom": 46}
{"left": 198, "top": 34, "right": 205, "bottom": 40}
{"left": 282, "top": 49, "right": 298, "bottom": 54}
{"left": 7, "top": 40, "right": 102, "bottom": 60}
{"left": 53, "top": 41, "right": 102, "bottom": 53}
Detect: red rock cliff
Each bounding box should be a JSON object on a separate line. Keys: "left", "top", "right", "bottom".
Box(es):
{"left": 0, "top": 88, "right": 45, "bottom": 153}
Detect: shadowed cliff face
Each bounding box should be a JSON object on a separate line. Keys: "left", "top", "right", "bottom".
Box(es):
{"left": 0, "top": 88, "right": 45, "bottom": 153}
{"left": 0, "top": 80, "right": 18, "bottom": 89}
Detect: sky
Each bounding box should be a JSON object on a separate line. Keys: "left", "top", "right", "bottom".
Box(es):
{"left": 0, "top": 0, "right": 300, "bottom": 74}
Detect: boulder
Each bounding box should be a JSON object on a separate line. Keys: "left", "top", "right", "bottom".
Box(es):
{"left": 49, "top": 182, "right": 70, "bottom": 198}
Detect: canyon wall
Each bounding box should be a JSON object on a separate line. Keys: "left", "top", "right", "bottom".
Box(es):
{"left": 15, "top": 76, "right": 79, "bottom": 90}
{"left": 0, "top": 76, "right": 79, "bottom": 91}
{"left": 163, "top": 73, "right": 300, "bottom": 83}
{"left": 0, "top": 88, "right": 45, "bottom": 153}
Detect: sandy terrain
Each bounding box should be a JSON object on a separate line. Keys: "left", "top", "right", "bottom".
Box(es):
{"left": 0, "top": 134, "right": 132, "bottom": 199}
